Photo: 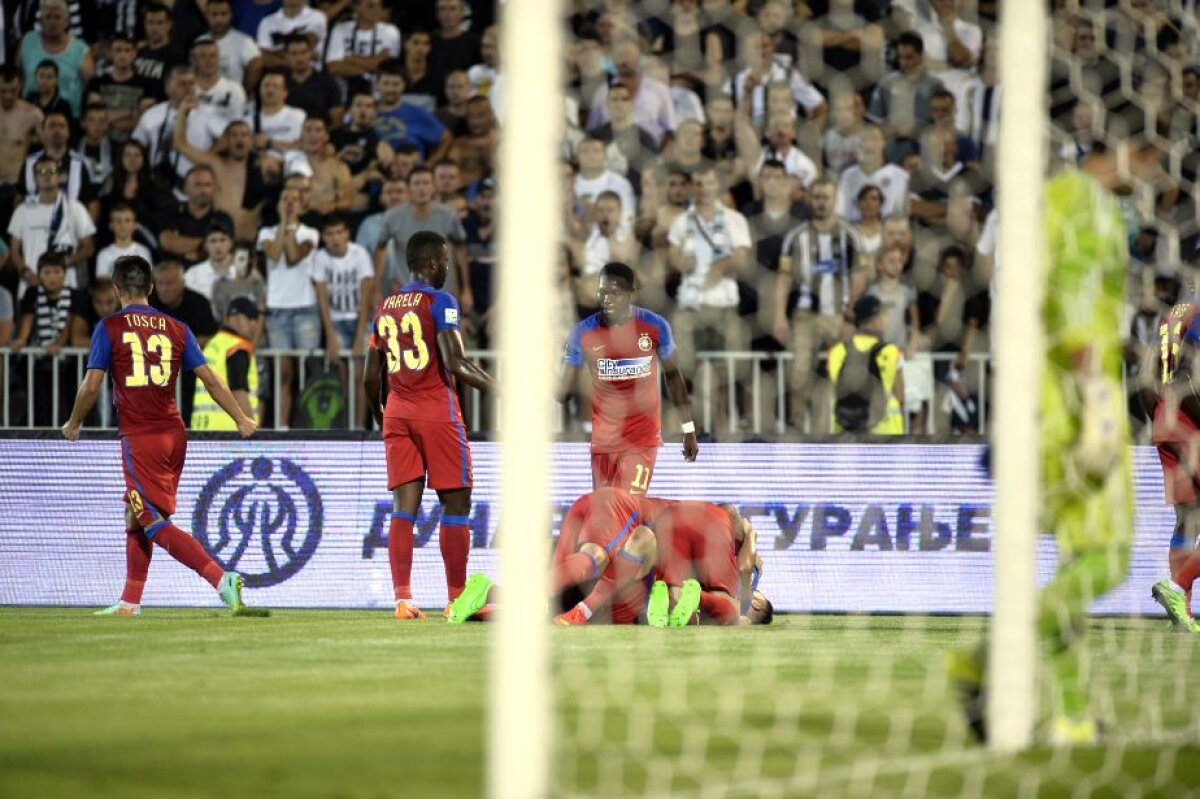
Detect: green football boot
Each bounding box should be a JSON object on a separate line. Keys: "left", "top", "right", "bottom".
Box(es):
{"left": 1150, "top": 580, "right": 1200, "bottom": 633}
{"left": 448, "top": 573, "right": 493, "bottom": 624}
{"left": 646, "top": 580, "right": 669, "bottom": 628}
{"left": 218, "top": 572, "right": 245, "bottom": 612}
{"left": 94, "top": 603, "right": 141, "bottom": 617}
{"left": 668, "top": 579, "right": 701, "bottom": 628}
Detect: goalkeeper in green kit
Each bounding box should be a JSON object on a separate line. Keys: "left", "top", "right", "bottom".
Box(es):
{"left": 951, "top": 133, "right": 1164, "bottom": 746}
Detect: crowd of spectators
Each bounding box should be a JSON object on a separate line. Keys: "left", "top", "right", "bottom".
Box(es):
{"left": 0, "top": 0, "right": 1195, "bottom": 436}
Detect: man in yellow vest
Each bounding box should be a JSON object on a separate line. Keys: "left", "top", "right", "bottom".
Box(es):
{"left": 193, "top": 297, "right": 260, "bottom": 430}
{"left": 827, "top": 295, "right": 905, "bottom": 434}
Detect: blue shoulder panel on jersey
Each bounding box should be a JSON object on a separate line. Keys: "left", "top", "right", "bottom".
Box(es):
{"left": 430, "top": 290, "right": 462, "bottom": 332}
{"left": 182, "top": 327, "right": 206, "bottom": 371}
{"left": 1184, "top": 316, "right": 1200, "bottom": 344}
{"left": 87, "top": 322, "right": 113, "bottom": 371}
{"left": 564, "top": 312, "right": 603, "bottom": 367}
{"left": 635, "top": 307, "right": 676, "bottom": 361}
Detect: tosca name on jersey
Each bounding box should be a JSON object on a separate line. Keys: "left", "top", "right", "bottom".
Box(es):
{"left": 597, "top": 356, "right": 653, "bottom": 381}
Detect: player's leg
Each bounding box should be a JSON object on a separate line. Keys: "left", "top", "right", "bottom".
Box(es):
{"left": 557, "top": 525, "right": 656, "bottom": 625}
{"left": 1153, "top": 498, "right": 1200, "bottom": 631}
{"left": 95, "top": 504, "right": 154, "bottom": 617}
{"left": 384, "top": 416, "right": 428, "bottom": 618}
{"left": 436, "top": 486, "right": 472, "bottom": 613}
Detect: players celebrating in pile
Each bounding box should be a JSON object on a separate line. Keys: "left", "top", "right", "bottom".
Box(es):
{"left": 559, "top": 262, "right": 699, "bottom": 494}
{"left": 364, "top": 231, "right": 497, "bottom": 620}
{"left": 61, "top": 255, "right": 262, "bottom": 617}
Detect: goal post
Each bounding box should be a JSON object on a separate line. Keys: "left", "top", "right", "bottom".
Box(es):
{"left": 989, "top": 0, "right": 1046, "bottom": 754}
{"left": 489, "top": 1, "right": 561, "bottom": 797}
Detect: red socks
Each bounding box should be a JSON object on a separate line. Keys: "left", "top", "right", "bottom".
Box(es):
{"left": 120, "top": 528, "right": 153, "bottom": 605}
{"left": 152, "top": 524, "right": 223, "bottom": 588}
{"left": 440, "top": 515, "right": 470, "bottom": 601}
{"left": 1173, "top": 550, "right": 1200, "bottom": 593}
{"left": 553, "top": 551, "right": 599, "bottom": 594}
{"left": 699, "top": 591, "right": 740, "bottom": 625}
{"left": 389, "top": 512, "right": 415, "bottom": 601}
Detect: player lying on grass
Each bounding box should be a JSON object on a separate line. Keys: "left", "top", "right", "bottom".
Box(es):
{"left": 1139, "top": 267, "right": 1200, "bottom": 633}
{"left": 645, "top": 500, "right": 772, "bottom": 627}
{"left": 61, "top": 254, "right": 263, "bottom": 617}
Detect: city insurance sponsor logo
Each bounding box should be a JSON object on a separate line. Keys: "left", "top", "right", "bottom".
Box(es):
{"left": 194, "top": 457, "right": 323, "bottom": 587}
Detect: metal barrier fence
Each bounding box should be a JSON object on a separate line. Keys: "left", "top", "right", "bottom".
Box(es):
{"left": 0, "top": 346, "right": 994, "bottom": 435}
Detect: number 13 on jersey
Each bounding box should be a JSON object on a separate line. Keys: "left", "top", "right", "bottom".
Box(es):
{"left": 122, "top": 330, "right": 173, "bottom": 387}
{"left": 377, "top": 312, "right": 430, "bottom": 373}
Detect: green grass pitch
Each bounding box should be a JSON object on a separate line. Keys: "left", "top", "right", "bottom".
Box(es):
{"left": 1, "top": 609, "right": 1197, "bottom": 798}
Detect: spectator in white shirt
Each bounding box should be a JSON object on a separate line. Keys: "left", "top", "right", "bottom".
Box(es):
{"left": 325, "top": 0, "right": 401, "bottom": 88}
{"left": 742, "top": 112, "right": 820, "bottom": 197}
{"left": 257, "top": 0, "right": 329, "bottom": 69}
{"left": 586, "top": 39, "right": 677, "bottom": 146}
{"left": 191, "top": 36, "right": 246, "bottom": 121}
{"left": 573, "top": 137, "right": 636, "bottom": 227}
{"left": 184, "top": 220, "right": 240, "bottom": 311}
{"left": 249, "top": 71, "right": 307, "bottom": 155}
{"left": 131, "top": 65, "right": 224, "bottom": 185}
{"left": 725, "top": 32, "right": 826, "bottom": 129}
{"left": 95, "top": 203, "right": 151, "bottom": 280}
{"left": 908, "top": 0, "right": 982, "bottom": 127}
{"left": 835, "top": 124, "right": 910, "bottom": 222}
{"left": 203, "top": 0, "right": 262, "bottom": 90}
{"left": 467, "top": 24, "right": 499, "bottom": 100}
{"left": 7, "top": 155, "right": 96, "bottom": 294}
{"left": 313, "top": 213, "right": 374, "bottom": 362}
{"left": 257, "top": 186, "right": 321, "bottom": 428}
{"left": 577, "top": 191, "right": 639, "bottom": 309}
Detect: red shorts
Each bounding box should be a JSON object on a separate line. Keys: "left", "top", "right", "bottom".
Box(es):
{"left": 384, "top": 415, "right": 473, "bottom": 491}
{"left": 120, "top": 431, "right": 186, "bottom": 532}
{"left": 1157, "top": 442, "right": 1200, "bottom": 505}
{"left": 591, "top": 448, "right": 658, "bottom": 495}
{"left": 577, "top": 488, "right": 645, "bottom": 556}
{"left": 657, "top": 502, "right": 739, "bottom": 596}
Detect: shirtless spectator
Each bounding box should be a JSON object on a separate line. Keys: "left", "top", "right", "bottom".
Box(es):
{"left": 173, "top": 98, "right": 270, "bottom": 242}
{"left": 203, "top": 0, "right": 263, "bottom": 91}
{"left": 0, "top": 66, "right": 42, "bottom": 219}
{"left": 85, "top": 34, "right": 159, "bottom": 142}
{"left": 192, "top": 36, "right": 247, "bottom": 122}
{"left": 250, "top": 71, "right": 306, "bottom": 156}
{"left": 447, "top": 96, "right": 498, "bottom": 186}
{"left": 298, "top": 117, "right": 352, "bottom": 218}
{"left": 331, "top": 92, "right": 394, "bottom": 211}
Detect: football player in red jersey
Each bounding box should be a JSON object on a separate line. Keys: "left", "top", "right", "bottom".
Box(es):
{"left": 1145, "top": 282, "right": 1200, "bottom": 632}
{"left": 364, "top": 230, "right": 497, "bottom": 620}
{"left": 61, "top": 255, "right": 260, "bottom": 617}
{"left": 559, "top": 261, "right": 699, "bottom": 496}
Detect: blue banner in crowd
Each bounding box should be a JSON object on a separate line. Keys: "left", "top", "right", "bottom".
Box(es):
{"left": 0, "top": 440, "right": 1174, "bottom": 614}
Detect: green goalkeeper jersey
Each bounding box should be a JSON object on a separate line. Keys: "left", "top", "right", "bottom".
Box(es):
{"left": 1042, "top": 168, "right": 1130, "bottom": 377}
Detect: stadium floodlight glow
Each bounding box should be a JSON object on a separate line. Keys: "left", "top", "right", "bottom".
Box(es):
{"left": 990, "top": 0, "right": 1045, "bottom": 754}
{"left": 490, "top": 0, "right": 560, "bottom": 796}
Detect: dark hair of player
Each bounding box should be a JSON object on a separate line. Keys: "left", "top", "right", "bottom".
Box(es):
{"left": 35, "top": 59, "right": 59, "bottom": 76}
{"left": 112, "top": 256, "right": 154, "bottom": 298}
{"left": 756, "top": 597, "right": 775, "bottom": 625}
{"left": 37, "top": 251, "right": 68, "bottom": 272}
{"left": 407, "top": 231, "right": 448, "bottom": 278}
{"left": 379, "top": 58, "right": 405, "bottom": 77}
{"left": 322, "top": 212, "right": 349, "bottom": 232}
{"left": 897, "top": 31, "right": 924, "bottom": 53}
{"left": 599, "top": 261, "right": 637, "bottom": 291}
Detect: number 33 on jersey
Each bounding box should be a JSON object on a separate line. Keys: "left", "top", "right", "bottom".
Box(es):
{"left": 372, "top": 280, "right": 465, "bottom": 422}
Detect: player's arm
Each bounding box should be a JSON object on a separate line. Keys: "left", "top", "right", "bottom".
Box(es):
{"left": 363, "top": 345, "right": 385, "bottom": 427}
{"left": 661, "top": 349, "right": 699, "bottom": 462}
{"left": 556, "top": 364, "right": 580, "bottom": 404}
{"left": 194, "top": 364, "right": 257, "bottom": 437}
{"left": 437, "top": 328, "right": 496, "bottom": 392}
{"left": 62, "top": 368, "right": 106, "bottom": 441}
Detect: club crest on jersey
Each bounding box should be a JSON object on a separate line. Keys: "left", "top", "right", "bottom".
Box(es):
{"left": 598, "top": 356, "right": 652, "bottom": 381}
{"left": 638, "top": 333, "right": 653, "bottom": 352}
{"left": 445, "top": 308, "right": 458, "bottom": 324}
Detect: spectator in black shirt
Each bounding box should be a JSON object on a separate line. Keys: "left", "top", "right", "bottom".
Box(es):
{"left": 149, "top": 258, "right": 218, "bottom": 423}
{"left": 284, "top": 35, "right": 343, "bottom": 130}
{"left": 25, "top": 60, "right": 73, "bottom": 120}
{"left": 156, "top": 165, "right": 234, "bottom": 266}
{"left": 86, "top": 33, "right": 163, "bottom": 142}
{"left": 427, "top": 0, "right": 480, "bottom": 104}
{"left": 135, "top": 3, "right": 185, "bottom": 85}
{"left": 332, "top": 91, "right": 395, "bottom": 212}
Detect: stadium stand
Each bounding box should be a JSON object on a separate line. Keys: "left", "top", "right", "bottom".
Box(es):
{"left": 0, "top": 0, "right": 1195, "bottom": 436}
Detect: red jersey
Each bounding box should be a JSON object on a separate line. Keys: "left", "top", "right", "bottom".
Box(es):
{"left": 1152, "top": 300, "right": 1200, "bottom": 444}
{"left": 373, "top": 281, "right": 464, "bottom": 423}
{"left": 86, "top": 303, "right": 206, "bottom": 436}
{"left": 564, "top": 307, "right": 676, "bottom": 453}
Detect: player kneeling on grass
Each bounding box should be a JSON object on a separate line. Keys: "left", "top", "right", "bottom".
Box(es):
{"left": 61, "top": 255, "right": 264, "bottom": 617}
{"left": 646, "top": 501, "right": 772, "bottom": 627}
{"left": 446, "top": 488, "right": 660, "bottom": 625}
{"left": 364, "top": 231, "right": 497, "bottom": 620}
